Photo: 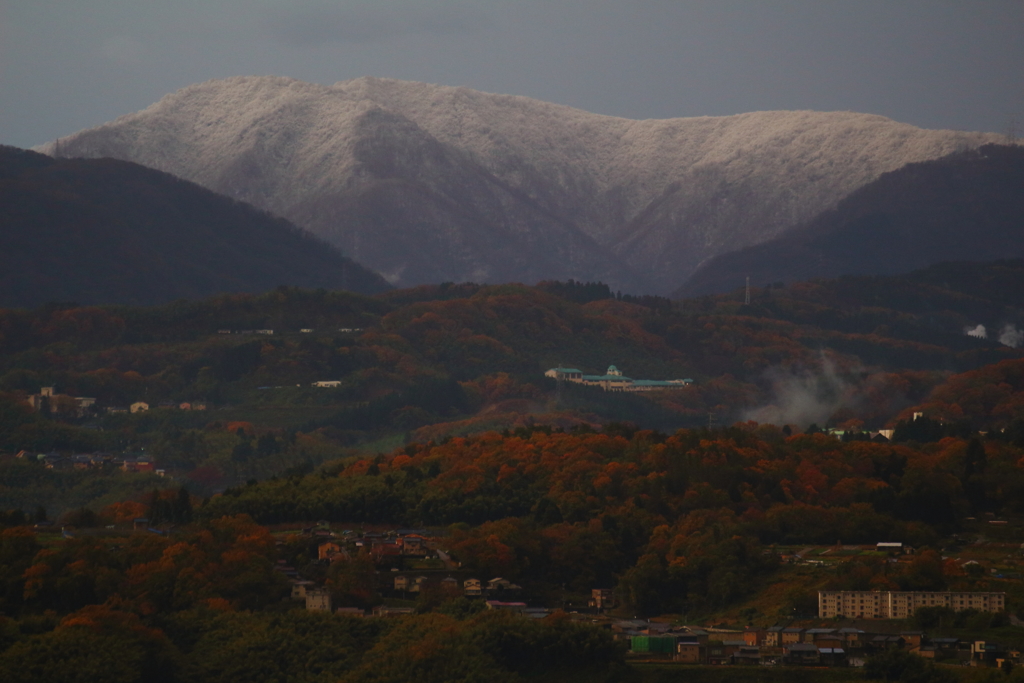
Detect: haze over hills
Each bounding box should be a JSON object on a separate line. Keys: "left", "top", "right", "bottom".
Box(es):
{"left": 37, "top": 76, "right": 1002, "bottom": 294}
{"left": 0, "top": 146, "right": 390, "bottom": 308}
{"left": 676, "top": 144, "right": 1024, "bottom": 297}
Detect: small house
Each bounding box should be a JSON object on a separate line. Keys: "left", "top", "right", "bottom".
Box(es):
{"left": 590, "top": 588, "right": 615, "bottom": 610}
{"left": 877, "top": 542, "right": 907, "bottom": 554}
{"left": 464, "top": 578, "right": 482, "bottom": 596}
{"left": 784, "top": 643, "right": 820, "bottom": 666}
{"left": 931, "top": 638, "right": 961, "bottom": 659}
{"left": 290, "top": 580, "right": 315, "bottom": 600}
{"left": 806, "top": 628, "right": 842, "bottom": 648}
{"left": 42, "top": 453, "right": 70, "bottom": 470}
{"left": 305, "top": 589, "right": 332, "bottom": 612}
{"left": 371, "top": 541, "right": 402, "bottom": 560}
{"left": 818, "top": 647, "right": 848, "bottom": 667}
{"left": 781, "top": 627, "right": 803, "bottom": 644}
{"left": 675, "top": 637, "right": 706, "bottom": 664}
{"left": 707, "top": 640, "right": 744, "bottom": 666}
{"left": 318, "top": 542, "right": 341, "bottom": 561}
{"left": 130, "top": 401, "right": 149, "bottom": 414}
{"left": 401, "top": 535, "right": 426, "bottom": 555}
{"left": 838, "top": 628, "right": 865, "bottom": 649}
{"left": 900, "top": 632, "right": 924, "bottom": 649}
{"left": 731, "top": 646, "right": 762, "bottom": 666}
{"left": 763, "top": 626, "right": 784, "bottom": 647}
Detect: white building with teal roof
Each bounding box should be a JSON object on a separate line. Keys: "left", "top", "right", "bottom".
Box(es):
{"left": 546, "top": 365, "right": 691, "bottom": 392}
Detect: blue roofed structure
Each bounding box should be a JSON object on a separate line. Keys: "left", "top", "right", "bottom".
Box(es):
{"left": 545, "top": 364, "right": 693, "bottom": 393}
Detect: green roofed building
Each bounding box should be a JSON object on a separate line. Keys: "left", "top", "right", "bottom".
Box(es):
{"left": 546, "top": 365, "right": 692, "bottom": 393}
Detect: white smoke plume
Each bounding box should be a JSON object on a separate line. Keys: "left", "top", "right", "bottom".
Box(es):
{"left": 999, "top": 324, "right": 1024, "bottom": 348}
{"left": 964, "top": 324, "right": 987, "bottom": 339}
{"left": 743, "top": 357, "right": 856, "bottom": 428}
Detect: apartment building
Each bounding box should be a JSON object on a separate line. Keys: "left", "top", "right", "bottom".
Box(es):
{"left": 819, "top": 591, "right": 1005, "bottom": 619}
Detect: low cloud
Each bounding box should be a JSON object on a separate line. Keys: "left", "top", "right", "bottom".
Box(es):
{"left": 266, "top": 1, "right": 492, "bottom": 47}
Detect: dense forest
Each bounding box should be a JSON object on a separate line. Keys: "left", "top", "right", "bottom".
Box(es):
{"left": 3, "top": 261, "right": 1024, "bottom": 512}
{"left": 202, "top": 424, "right": 1024, "bottom": 612}
{"left": 2, "top": 423, "right": 1024, "bottom": 681}
{"left": 0, "top": 145, "right": 390, "bottom": 308}
{"left": 0, "top": 510, "right": 622, "bottom": 683}
{"left": 3, "top": 265, "right": 1024, "bottom": 681}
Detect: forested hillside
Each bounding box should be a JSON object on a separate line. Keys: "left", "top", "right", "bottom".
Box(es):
{"left": 3, "top": 268, "right": 1024, "bottom": 682}
{"left": 1, "top": 263, "right": 1023, "bottom": 443}
{"left": 202, "top": 424, "right": 1024, "bottom": 613}
{"left": 2, "top": 423, "right": 1023, "bottom": 681}
{"left": 0, "top": 146, "right": 390, "bottom": 308}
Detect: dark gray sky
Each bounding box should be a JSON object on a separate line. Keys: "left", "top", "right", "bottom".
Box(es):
{"left": 2, "top": 1, "right": 1023, "bottom": 148}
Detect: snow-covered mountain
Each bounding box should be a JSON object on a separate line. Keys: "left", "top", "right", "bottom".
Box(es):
{"left": 38, "top": 76, "right": 1002, "bottom": 293}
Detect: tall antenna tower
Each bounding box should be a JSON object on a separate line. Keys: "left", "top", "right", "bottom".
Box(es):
{"left": 744, "top": 276, "right": 750, "bottom": 306}
{"left": 568, "top": 235, "right": 576, "bottom": 281}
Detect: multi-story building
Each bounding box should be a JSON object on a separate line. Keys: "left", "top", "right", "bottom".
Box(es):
{"left": 545, "top": 365, "right": 692, "bottom": 392}
{"left": 590, "top": 588, "right": 616, "bottom": 610}
{"left": 819, "top": 591, "right": 1005, "bottom": 619}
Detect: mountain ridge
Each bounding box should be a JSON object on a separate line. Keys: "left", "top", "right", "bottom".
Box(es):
{"left": 676, "top": 144, "right": 1024, "bottom": 297}
{"left": 38, "top": 75, "right": 1002, "bottom": 293}
{"left": 0, "top": 145, "right": 390, "bottom": 308}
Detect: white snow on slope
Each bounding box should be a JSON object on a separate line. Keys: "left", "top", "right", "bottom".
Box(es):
{"left": 38, "top": 76, "right": 1002, "bottom": 292}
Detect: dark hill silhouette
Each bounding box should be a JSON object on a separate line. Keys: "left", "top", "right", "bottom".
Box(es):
{"left": 0, "top": 146, "right": 390, "bottom": 308}
{"left": 676, "top": 144, "right": 1024, "bottom": 297}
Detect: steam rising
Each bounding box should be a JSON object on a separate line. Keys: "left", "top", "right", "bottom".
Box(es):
{"left": 964, "top": 323, "right": 1023, "bottom": 347}
{"left": 964, "top": 324, "right": 987, "bottom": 339}
{"left": 999, "top": 324, "right": 1023, "bottom": 348}
{"left": 744, "top": 358, "right": 855, "bottom": 428}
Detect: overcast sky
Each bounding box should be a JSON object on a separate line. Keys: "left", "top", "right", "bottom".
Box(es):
{"left": 2, "top": 1, "right": 1023, "bottom": 148}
